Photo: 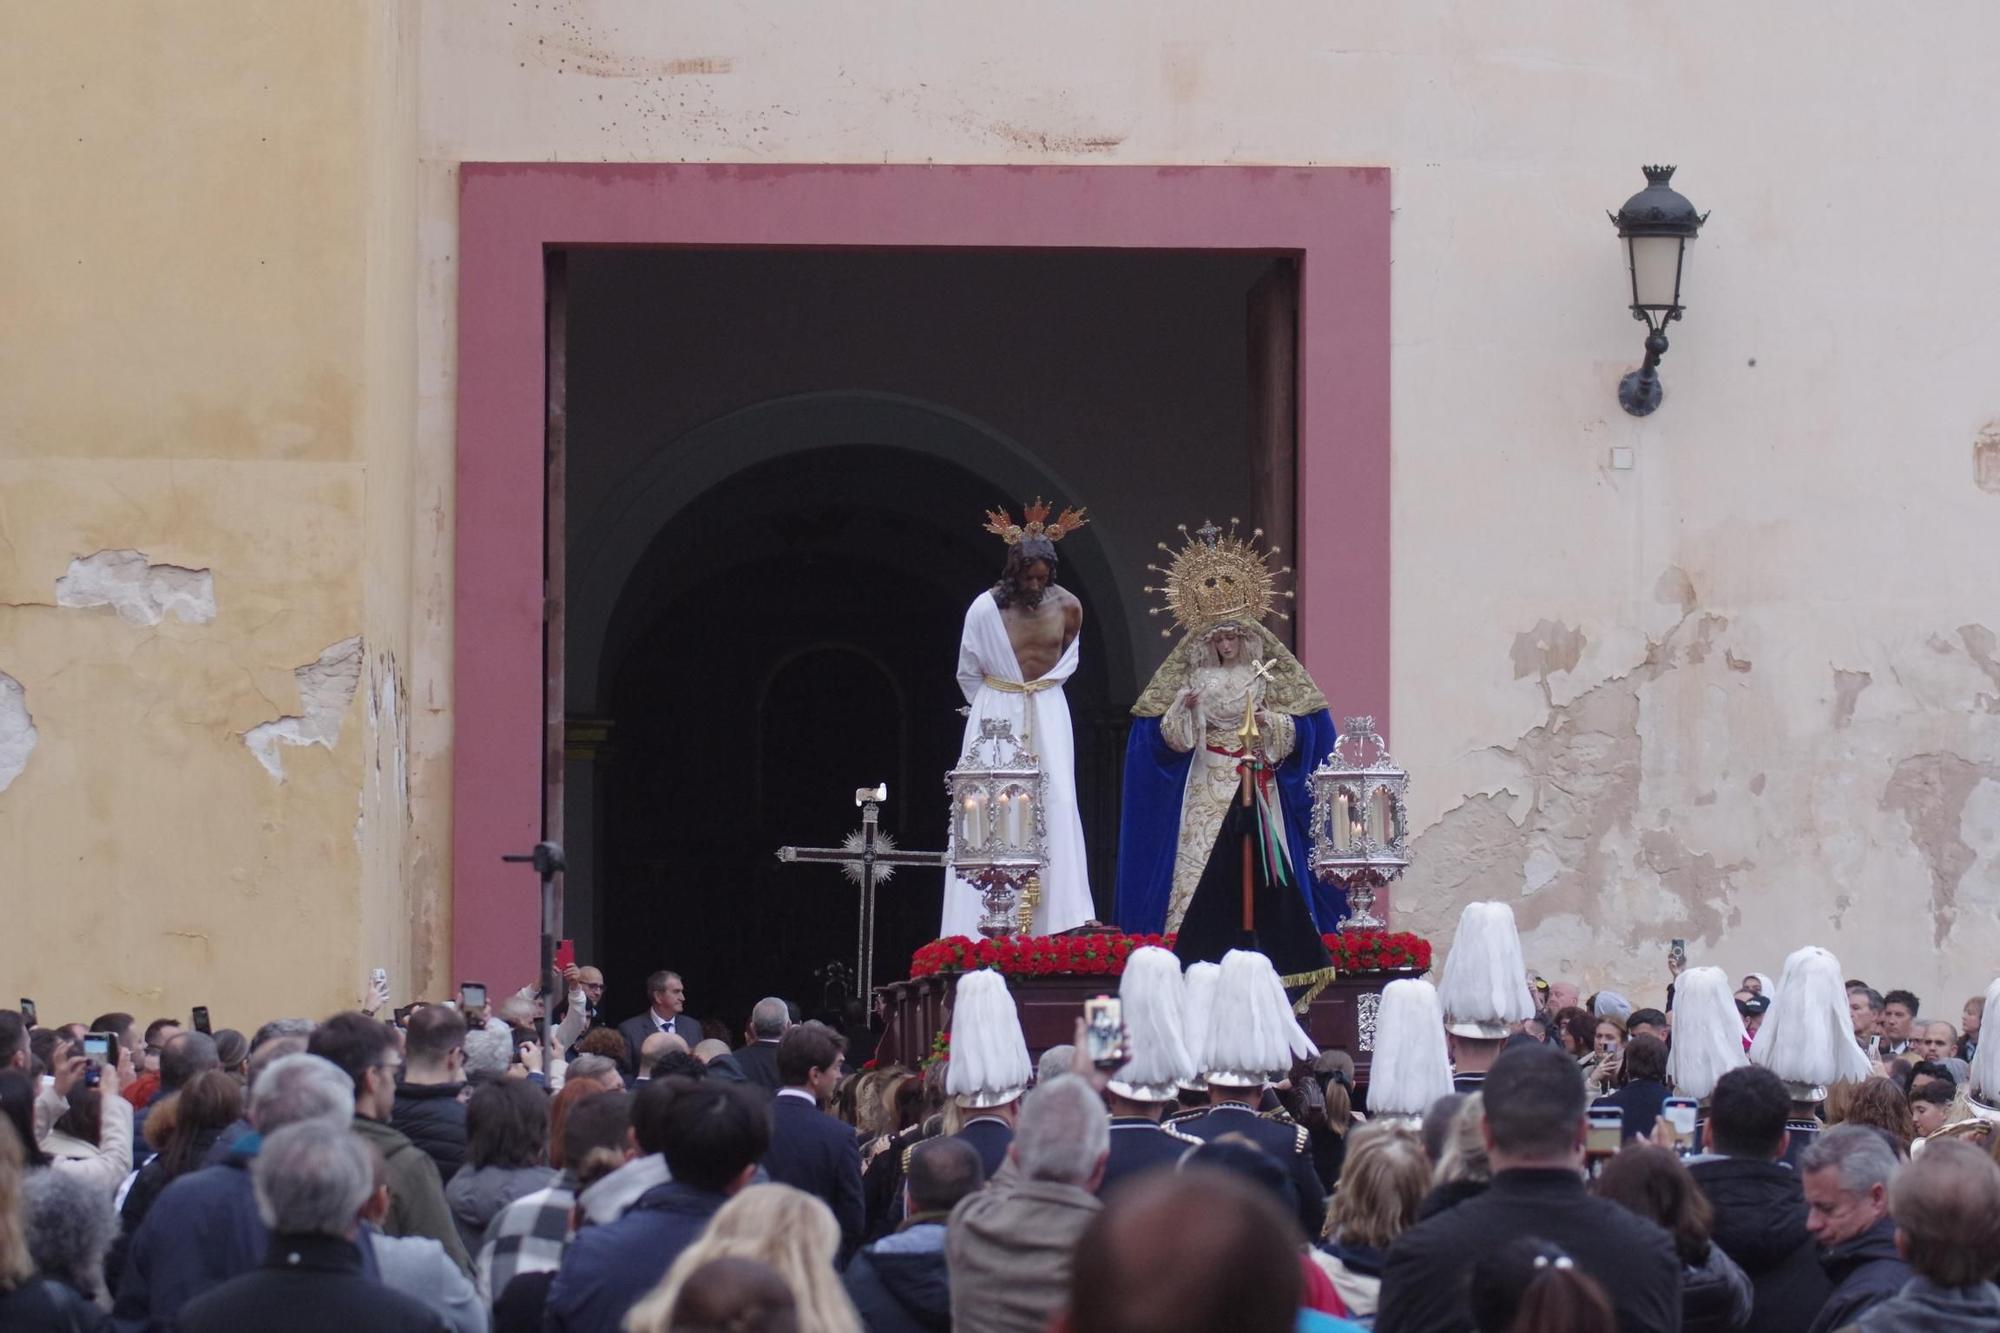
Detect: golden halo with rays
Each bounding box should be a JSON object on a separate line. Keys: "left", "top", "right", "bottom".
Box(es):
{"left": 1143, "top": 517, "right": 1294, "bottom": 637}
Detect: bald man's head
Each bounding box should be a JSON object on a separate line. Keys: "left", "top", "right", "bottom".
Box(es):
{"left": 639, "top": 1031, "right": 689, "bottom": 1078}
{"left": 1066, "top": 1168, "right": 1300, "bottom": 1333}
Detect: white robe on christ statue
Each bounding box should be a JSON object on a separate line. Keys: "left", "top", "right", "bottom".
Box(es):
{"left": 940, "top": 592, "right": 1094, "bottom": 937}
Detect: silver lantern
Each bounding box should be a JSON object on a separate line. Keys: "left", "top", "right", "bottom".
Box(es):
{"left": 1309, "top": 717, "right": 1410, "bottom": 928}
{"left": 945, "top": 719, "right": 1048, "bottom": 937}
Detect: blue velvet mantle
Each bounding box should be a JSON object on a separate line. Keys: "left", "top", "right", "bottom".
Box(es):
{"left": 1113, "top": 709, "right": 1348, "bottom": 934}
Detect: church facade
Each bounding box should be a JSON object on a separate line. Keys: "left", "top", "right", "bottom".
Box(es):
{"left": 5, "top": 3, "right": 1998, "bottom": 1022}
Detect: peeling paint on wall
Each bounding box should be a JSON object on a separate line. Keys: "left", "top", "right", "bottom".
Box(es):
{"left": 54, "top": 550, "right": 216, "bottom": 626}
{"left": 243, "top": 637, "right": 365, "bottom": 780}
{"left": 1959, "top": 625, "right": 2000, "bottom": 712}
{"left": 1400, "top": 598, "right": 1755, "bottom": 969}
{"left": 0, "top": 673, "right": 37, "bottom": 792}
{"left": 1881, "top": 752, "right": 2000, "bottom": 945}
{"left": 1832, "top": 668, "right": 1873, "bottom": 728}
{"left": 1976, "top": 423, "right": 2000, "bottom": 494}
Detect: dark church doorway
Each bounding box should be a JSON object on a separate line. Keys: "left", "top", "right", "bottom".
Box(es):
{"left": 552, "top": 247, "right": 1297, "bottom": 1036}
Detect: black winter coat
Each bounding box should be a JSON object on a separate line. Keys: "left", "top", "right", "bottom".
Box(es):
{"left": 1679, "top": 1242, "right": 1754, "bottom": 1333}
{"left": 391, "top": 1081, "right": 469, "bottom": 1182}
{"left": 174, "top": 1234, "right": 447, "bottom": 1333}
{"left": 0, "top": 1276, "right": 112, "bottom": 1332}
{"left": 1690, "top": 1155, "right": 1833, "bottom": 1333}
{"left": 1377, "top": 1168, "right": 1682, "bottom": 1333}
{"left": 1805, "top": 1217, "right": 1910, "bottom": 1333}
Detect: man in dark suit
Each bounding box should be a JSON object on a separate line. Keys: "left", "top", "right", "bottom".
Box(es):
{"left": 175, "top": 1119, "right": 448, "bottom": 1333}
{"left": 733, "top": 996, "right": 790, "bottom": 1093}
{"left": 616, "top": 970, "right": 702, "bottom": 1070}
{"left": 759, "top": 1020, "right": 865, "bottom": 1254}
{"left": 1376, "top": 1043, "right": 1681, "bottom": 1333}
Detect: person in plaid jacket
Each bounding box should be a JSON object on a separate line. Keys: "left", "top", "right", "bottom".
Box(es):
{"left": 476, "top": 1091, "right": 631, "bottom": 1306}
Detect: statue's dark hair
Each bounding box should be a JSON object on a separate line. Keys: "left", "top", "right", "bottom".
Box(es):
{"left": 993, "top": 536, "right": 1060, "bottom": 609}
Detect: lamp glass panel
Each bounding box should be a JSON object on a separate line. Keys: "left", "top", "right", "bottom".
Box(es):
{"left": 999, "top": 783, "right": 1032, "bottom": 851}
{"left": 1370, "top": 786, "right": 1394, "bottom": 847}
{"left": 1629, "top": 235, "right": 1685, "bottom": 310}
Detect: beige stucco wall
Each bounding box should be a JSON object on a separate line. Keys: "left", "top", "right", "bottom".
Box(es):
{"left": 0, "top": 2, "right": 425, "bottom": 1024}
{"left": 415, "top": 1, "right": 2000, "bottom": 1014}
{"left": 7, "top": 3, "right": 1996, "bottom": 1025}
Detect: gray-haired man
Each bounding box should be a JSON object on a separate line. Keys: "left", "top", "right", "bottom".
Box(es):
{"left": 733, "top": 996, "right": 791, "bottom": 1092}
{"left": 175, "top": 1121, "right": 447, "bottom": 1333}
{"left": 114, "top": 1053, "right": 356, "bottom": 1326}
{"left": 1800, "top": 1124, "right": 1911, "bottom": 1333}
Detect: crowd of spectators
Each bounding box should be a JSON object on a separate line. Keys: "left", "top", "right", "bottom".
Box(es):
{"left": 1, "top": 941, "right": 1997, "bottom": 1333}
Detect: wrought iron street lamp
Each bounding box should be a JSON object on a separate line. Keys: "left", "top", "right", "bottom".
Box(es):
{"left": 1611, "top": 165, "right": 1708, "bottom": 417}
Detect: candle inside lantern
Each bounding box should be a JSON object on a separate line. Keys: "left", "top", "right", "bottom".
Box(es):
{"left": 1335, "top": 790, "right": 1353, "bottom": 851}
{"left": 1368, "top": 788, "right": 1390, "bottom": 846}
{"left": 961, "top": 791, "right": 987, "bottom": 848}
{"left": 1017, "top": 790, "right": 1033, "bottom": 847}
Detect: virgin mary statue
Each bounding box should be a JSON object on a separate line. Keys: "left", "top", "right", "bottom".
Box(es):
{"left": 1113, "top": 521, "right": 1346, "bottom": 995}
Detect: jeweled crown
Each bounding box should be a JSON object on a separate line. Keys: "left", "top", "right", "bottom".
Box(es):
{"left": 1144, "top": 518, "right": 1294, "bottom": 637}
{"left": 983, "top": 497, "right": 1089, "bottom": 546}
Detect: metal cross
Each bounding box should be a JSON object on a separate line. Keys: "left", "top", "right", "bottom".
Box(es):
{"left": 776, "top": 785, "right": 949, "bottom": 1001}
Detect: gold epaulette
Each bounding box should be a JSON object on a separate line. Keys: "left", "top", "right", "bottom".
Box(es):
{"left": 897, "top": 1119, "right": 943, "bottom": 1176}
{"left": 1259, "top": 1106, "right": 1297, "bottom": 1126}
{"left": 1293, "top": 1123, "right": 1311, "bottom": 1155}
{"left": 1161, "top": 1122, "right": 1204, "bottom": 1148}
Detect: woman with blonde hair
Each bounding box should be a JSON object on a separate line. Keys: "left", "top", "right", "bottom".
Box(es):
{"left": 625, "top": 1183, "right": 861, "bottom": 1333}
{"left": 1420, "top": 1092, "right": 1492, "bottom": 1219}
{"left": 1313, "top": 1121, "right": 1431, "bottom": 1320}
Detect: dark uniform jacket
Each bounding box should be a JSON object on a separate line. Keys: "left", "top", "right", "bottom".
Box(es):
{"left": 954, "top": 1114, "right": 1016, "bottom": 1180}
{"left": 175, "top": 1234, "right": 448, "bottom": 1333}
{"left": 1099, "top": 1116, "right": 1198, "bottom": 1196}
{"left": 1376, "top": 1168, "right": 1681, "bottom": 1333}
{"left": 1170, "top": 1102, "right": 1326, "bottom": 1239}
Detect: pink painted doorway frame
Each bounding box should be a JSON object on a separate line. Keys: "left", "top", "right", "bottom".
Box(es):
{"left": 454, "top": 163, "right": 1390, "bottom": 985}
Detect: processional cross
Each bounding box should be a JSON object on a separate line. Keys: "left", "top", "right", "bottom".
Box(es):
{"left": 776, "top": 785, "right": 949, "bottom": 1002}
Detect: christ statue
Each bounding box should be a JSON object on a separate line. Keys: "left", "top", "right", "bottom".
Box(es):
{"left": 940, "top": 501, "right": 1095, "bottom": 937}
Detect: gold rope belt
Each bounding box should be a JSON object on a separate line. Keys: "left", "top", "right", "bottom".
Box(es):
{"left": 982, "top": 675, "right": 1057, "bottom": 748}
{"left": 981, "top": 676, "right": 1057, "bottom": 694}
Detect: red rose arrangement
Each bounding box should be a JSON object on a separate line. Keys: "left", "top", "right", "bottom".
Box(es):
{"left": 908, "top": 930, "right": 1430, "bottom": 980}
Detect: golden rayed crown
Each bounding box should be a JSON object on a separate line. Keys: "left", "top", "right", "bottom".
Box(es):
{"left": 1144, "top": 518, "right": 1294, "bottom": 636}
{"left": 983, "top": 497, "right": 1089, "bottom": 546}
